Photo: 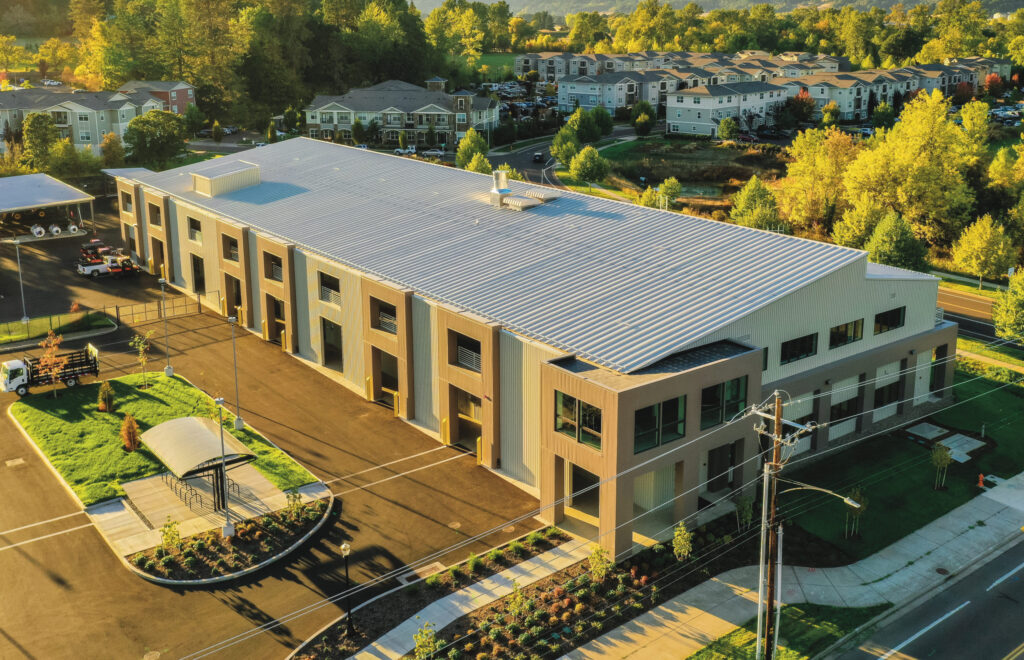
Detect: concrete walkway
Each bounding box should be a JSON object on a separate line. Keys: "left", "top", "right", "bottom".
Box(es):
{"left": 564, "top": 472, "right": 1024, "bottom": 659}
{"left": 958, "top": 348, "right": 1024, "bottom": 375}
{"left": 355, "top": 536, "right": 593, "bottom": 659}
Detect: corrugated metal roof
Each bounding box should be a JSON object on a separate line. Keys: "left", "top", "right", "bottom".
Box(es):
{"left": 0, "top": 173, "right": 93, "bottom": 213}
{"left": 140, "top": 417, "right": 254, "bottom": 478}
{"left": 125, "top": 138, "right": 865, "bottom": 373}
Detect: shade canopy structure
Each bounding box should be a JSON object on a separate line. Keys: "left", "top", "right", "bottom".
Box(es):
{"left": 0, "top": 173, "right": 93, "bottom": 214}
{"left": 141, "top": 416, "right": 255, "bottom": 479}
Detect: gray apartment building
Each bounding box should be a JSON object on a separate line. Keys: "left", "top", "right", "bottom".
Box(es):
{"left": 110, "top": 139, "right": 957, "bottom": 558}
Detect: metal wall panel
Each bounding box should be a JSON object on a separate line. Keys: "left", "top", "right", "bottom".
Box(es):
{"left": 830, "top": 375, "right": 860, "bottom": 404}
{"left": 632, "top": 465, "right": 674, "bottom": 510}
{"left": 411, "top": 295, "right": 439, "bottom": 433}
{"left": 499, "top": 330, "right": 563, "bottom": 489}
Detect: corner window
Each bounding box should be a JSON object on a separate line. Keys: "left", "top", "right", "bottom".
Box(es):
{"left": 874, "top": 307, "right": 906, "bottom": 335}
{"left": 554, "top": 391, "right": 602, "bottom": 450}
{"left": 318, "top": 272, "right": 341, "bottom": 305}
{"left": 633, "top": 395, "right": 686, "bottom": 454}
{"left": 829, "top": 319, "right": 863, "bottom": 349}
{"left": 148, "top": 202, "right": 161, "bottom": 226}
{"left": 187, "top": 217, "right": 202, "bottom": 243}
{"left": 780, "top": 333, "right": 817, "bottom": 365}
{"left": 700, "top": 376, "right": 747, "bottom": 430}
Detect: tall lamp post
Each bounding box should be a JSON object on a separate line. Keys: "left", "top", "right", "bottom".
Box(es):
{"left": 228, "top": 316, "right": 244, "bottom": 431}
{"left": 214, "top": 397, "right": 234, "bottom": 538}
{"left": 14, "top": 239, "right": 28, "bottom": 324}
{"left": 158, "top": 278, "right": 173, "bottom": 376}
{"left": 340, "top": 542, "right": 355, "bottom": 636}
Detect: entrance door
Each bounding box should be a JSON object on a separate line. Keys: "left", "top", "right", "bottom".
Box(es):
{"left": 151, "top": 237, "right": 165, "bottom": 277}
{"left": 190, "top": 254, "right": 206, "bottom": 295}
{"left": 569, "top": 464, "right": 599, "bottom": 516}
{"left": 321, "top": 317, "right": 343, "bottom": 371}
{"left": 378, "top": 350, "right": 399, "bottom": 408}
{"left": 706, "top": 443, "right": 734, "bottom": 492}
{"left": 266, "top": 295, "right": 285, "bottom": 343}
{"left": 453, "top": 387, "right": 482, "bottom": 451}
{"left": 225, "top": 274, "right": 242, "bottom": 317}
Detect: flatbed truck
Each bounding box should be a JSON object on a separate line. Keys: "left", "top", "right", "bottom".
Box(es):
{"left": 1, "top": 344, "right": 100, "bottom": 396}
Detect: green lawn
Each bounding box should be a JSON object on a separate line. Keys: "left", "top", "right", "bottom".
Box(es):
{"left": 555, "top": 168, "right": 632, "bottom": 202}
{"left": 788, "top": 367, "right": 1024, "bottom": 560}
{"left": 454, "top": 52, "right": 516, "bottom": 75}
{"left": 0, "top": 311, "right": 115, "bottom": 345}
{"left": 939, "top": 279, "right": 1002, "bottom": 299}
{"left": 691, "top": 603, "right": 891, "bottom": 659}
{"left": 957, "top": 336, "right": 1024, "bottom": 369}
{"left": 10, "top": 373, "right": 317, "bottom": 506}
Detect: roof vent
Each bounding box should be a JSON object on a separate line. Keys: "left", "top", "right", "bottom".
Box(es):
{"left": 490, "top": 170, "right": 510, "bottom": 207}
{"left": 191, "top": 161, "right": 260, "bottom": 197}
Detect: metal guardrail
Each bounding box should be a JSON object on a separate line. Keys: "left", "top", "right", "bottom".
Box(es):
{"left": 378, "top": 311, "right": 397, "bottom": 334}
{"left": 456, "top": 346, "right": 482, "bottom": 372}
{"left": 935, "top": 307, "right": 945, "bottom": 325}
{"left": 319, "top": 286, "right": 342, "bottom": 306}
{"left": 270, "top": 263, "right": 284, "bottom": 281}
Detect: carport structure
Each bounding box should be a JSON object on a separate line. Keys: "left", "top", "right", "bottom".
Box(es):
{"left": 0, "top": 173, "right": 94, "bottom": 241}
{"left": 141, "top": 416, "right": 255, "bottom": 511}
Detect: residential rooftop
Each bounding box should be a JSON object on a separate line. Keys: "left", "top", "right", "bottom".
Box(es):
{"left": 121, "top": 138, "right": 865, "bottom": 373}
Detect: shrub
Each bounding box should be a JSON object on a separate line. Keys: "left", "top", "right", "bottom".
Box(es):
{"left": 479, "top": 621, "right": 491, "bottom": 634}
{"left": 553, "top": 586, "right": 566, "bottom": 598}
{"left": 449, "top": 566, "right": 463, "bottom": 583}
{"left": 508, "top": 541, "right": 525, "bottom": 557}
{"left": 548, "top": 615, "right": 559, "bottom": 626}
{"left": 574, "top": 603, "right": 586, "bottom": 615}
{"left": 447, "top": 648, "right": 461, "bottom": 660}
{"left": 650, "top": 586, "right": 660, "bottom": 604}
{"left": 183, "top": 556, "right": 197, "bottom": 569}
{"left": 160, "top": 555, "right": 175, "bottom": 568}
{"left": 464, "top": 642, "right": 475, "bottom": 653}
{"left": 589, "top": 546, "right": 613, "bottom": 583}
{"left": 133, "top": 554, "right": 147, "bottom": 567}
{"left": 487, "top": 548, "right": 503, "bottom": 564}
{"left": 525, "top": 531, "right": 544, "bottom": 547}
{"left": 467, "top": 552, "right": 483, "bottom": 574}
{"left": 561, "top": 611, "right": 572, "bottom": 623}
{"left": 98, "top": 381, "right": 114, "bottom": 412}
{"left": 544, "top": 526, "right": 561, "bottom": 539}
{"left": 214, "top": 558, "right": 227, "bottom": 569}
{"left": 405, "top": 582, "right": 421, "bottom": 596}
{"left": 182, "top": 548, "right": 196, "bottom": 559}
{"left": 517, "top": 632, "right": 531, "bottom": 646}
{"left": 426, "top": 574, "right": 442, "bottom": 589}
{"left": 144, "top": 559, "right": 156, "bottom": 571}
{"left": 488, "top": 628, "right": 502, "bottom": 641}
{"left": 590, "top": 620, "right": 604, "bottom": 632}
{"left": 475, "top": 654, "right": 487, "bottom": 660}
{"left": 193, "top": 540, "right": 206, "bottom": 552}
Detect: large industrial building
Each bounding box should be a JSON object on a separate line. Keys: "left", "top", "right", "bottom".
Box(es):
{"left": 110, "top": 139, "right": 957, "bottom": 557}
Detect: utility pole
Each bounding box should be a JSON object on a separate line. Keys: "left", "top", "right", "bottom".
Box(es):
{"left": 763, "top": 394, "right": 783, "bottom": 660}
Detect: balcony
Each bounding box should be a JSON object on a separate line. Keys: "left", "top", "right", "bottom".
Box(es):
{"left": 320, "top": 286, "right": 342, "bottom": 306}
{"left": 456, "top": 346, "right": 481, "bottom": 372}
{"left": 377, "top": 311, "right": 397, "bottom": 334}
{"left": 226, "top": 245, "right": 239, "bottom": 262}
{"left": 188, "top": 228, "right": 202, "bottom": 243}
{"left": 269, "top": 263, "right": 283, "bottom": 281}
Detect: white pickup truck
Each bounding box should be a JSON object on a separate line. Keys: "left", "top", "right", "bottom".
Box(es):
{"left": 76, "top": 254, "right": 139, "bottom": 278}
{"left": 393, "top": 145, "right": 417, "bottom": 155}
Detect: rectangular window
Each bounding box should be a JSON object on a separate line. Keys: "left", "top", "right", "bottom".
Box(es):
{"left": 78, "top": 113, "right": 89, "bottom": 122}
{"left": 452, "top": 332, "right": 482, "bottom": 373}
{"left": 222, "top": 235, "right": 238, "bottom": 262}
{"left": 318, "top": 272, "right": 341, "bottom": 305}
{"left": 830, "top": 396, "right": 860, "bottom": 422}
{"left": 372, "top": 299, "right": 397, "bottom": 334}
{"left": 633, "top": 395, "right": 686, "bottom": 454}
{"left": 874, "top": 307, "right": 906, "bottom": 334}
{"left": 80, "top": 132, "right": 91, "bottom": 142}
{"left": 264, "top": 253, "right": 283, "bottom": 282}
{"left": 555, "top": 391, "right": 602, "bottom": 450}
{"left": 633, "top": 404, "right": 660, "bottom": 453}
{"left": 187, "top": 217, "right": 202, "bottom": 243}
{"left": 780, "top": 333, "right": 818, "bottom": 365}
{"left": 456, "top": 113, "right": 467, "bottom": 123}
{"left": 701, "top": 376, "right": 747, "bottom": 430}
{"left": 829, "top": 319, "right": 863, "bottom": 349}
{"left": 148, "top": 202, "right": 161, "bottom": 226}
{"left": 874, "top": 381, "right": 899, "bottom": 408}
{"left": 579, "top": 402, "right": 602, "bottom": 449}
{"left": 121, "top": 191, "right": 133, "bottom": 214}
{"left": 555, "top": 391, "right": 578, "bottom": 439}
{"left": 762, "top": 347, "right": 768, "bottom": 371}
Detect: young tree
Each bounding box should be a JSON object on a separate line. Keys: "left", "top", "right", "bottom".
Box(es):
{"left": 100, "top": 132, "right": 126, "bottom": 168}
{"left": 987, "top": 147, "right": 1018, "bottom": 193}
{"left": 871, "top": 101, "right": 896, "bottom": 129}
{"left": 590, "top": 105, "right": 613, "bottom": 136}
{"left": 845, "top": 487, "right": 867, "bottom": 539}
{"left": 496, "top": 162, "right": 525, "bottom": 181}
{"left": 568, "top": 146, "right": 610, "bottom": 190}
{"left": 951, "top": 215, "right": 1016, "bottom": 288}
{"left": 282, "top": 106, "right": 300, "bottom": 132}
{"left": 734, "top": 495, "right": 754, "bottom": 532}
{"left": 182, "top": 103, "right": 206, "bottom": 137}
{"left": 588, "top": 545, "right": 612, "bottom": 582}
{"left": 266, "top": 120, "right": 278, "bottom": 144}
{"left": 160, "top": 516, "right": 180, "bottom": 551}
{"left": 566, "top": 107, "right": 600, "bottom": 143}
{"left": 832, "top": 195, "right": 887, "bottom": 248}
{"left": 637, "top": 186, "right": 662, "bottom": 208}
{"left": 21, "top": 112, "right": 59, "bottom": 169}
{"left": 37, "top": 331, "right": 68, "bottom": 398}
{"left": 864, "top": 212, "right": 929, "bottom": 271}
{"left": 49, "top": 138, "right": 102, "bottom": 178}
{"left": 672, "top": 521, "right": 693, "bottom": 561}
{"left": 129, "top": 330, "right": 155, "bottom": 389}
{"left": 351, "top": 118, "right": 366, "bottom": 145}
{"left": 730, "top": 175, "right": 784, "bottom": 231}
{"left": 121, "top": 413, "right": 141, "bottom": 452}
{"left": 659, "top": 177, "right": 683, "bottom": 209}
{"left": 932, "top": 444, "right": 952, "bottom": 490}
{"left": 985, "top": 73, "right": 1004, "bottom": 98}
{"left": 455, "top": 127, "right": 488, "bottom": 169}
{"left": 466, "top": 151, "right": 492, "bottom": 174}
{"left": 821, "top": 101, "right": 840, "bottom": 127}
{"left": 412, "top": 620, "right": 439, "bottom": 660}
{"left": 211, "top": 120, "right": 224, "bottom": 144}
{"left": 786, "top": 90, "right": 817, "bottom": 125}
{"left": 425, "top": 121, "right": 436, "bottom": 147}
{"left": 550, "top": 125, "right": 581, "bottom": 165}
{"left": 630, "top": 100, "right": 655, "bottom": 126}
{"left": 397, "top": 130, "right": 408, "bottom": 150}
{"left": 718, "top": 116, "right": 739, "bottom": 140}
{"left": 633, "top": 112, "right": 654, "bottom": 137}
{"left": 123, "top": 111, "right": 186, "bottom": 166}
{"left": 98, "top": 380, "right": 114, "bottom": 412}
{"left": 994, "top": 271, "right": 1024, "bottom": 344}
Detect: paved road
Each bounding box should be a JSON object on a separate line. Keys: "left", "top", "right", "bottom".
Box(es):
{"left": 938, "top": 287, "right": 998, "bottom": 341}
{"left": 837, "top": 538, "right": 1024, "bottom": 659}
{"left": 496, "top": 123, "right": 640, "bottom": 184}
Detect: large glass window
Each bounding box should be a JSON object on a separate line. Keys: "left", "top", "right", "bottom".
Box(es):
{"left": 633, "top": 396, "right": 686, "bottom": 454}
{"left": 829, "top": 319, "right": 863, "bottom": 349}
{"left": 555, "top": 391, "right": 602, "bottom": 450}
{"left": 780, "top": 333, "right": 818, "bottom": 365}
{"left": 874, "top": 307, "right": 906, "bottom": 335}
{"left": 830, "top": 397, "right": 859, "bottom": 423}
{"left": 701, "top": 377, "right": 747, "bottom": 430}
{"left": 633, "top": 405, "right": 659, "bottom": 453}
{"left": 874, "top": 381, "right": 899, "bottom": 408}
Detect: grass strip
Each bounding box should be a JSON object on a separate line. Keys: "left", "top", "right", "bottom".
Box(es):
{"left": 0, "top": 311, "right": 115, "bottom": 345}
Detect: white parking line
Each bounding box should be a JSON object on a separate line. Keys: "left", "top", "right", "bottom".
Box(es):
{"left": 878, "top": 600, "right": 971, "bottom": 660}
{"left": 332, "top": 453, "right": 472, "bottom": 497}
{"left": 987, "top": 559, "right": 1024, "bottom": 592}
{"left": 321, "top": 445, "right": 448, "bottom": 486}
{"left": 0, "top": 511, "right": 86, "bottom": 537}
{"left": 0, "top": 523, "right": 94, "bottom": 552}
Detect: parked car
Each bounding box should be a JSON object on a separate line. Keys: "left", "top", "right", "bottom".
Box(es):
{"left": 533, "top": 152, "right": 545, "bottom": 163}
{"left": 736, "top": 133, "right": 758, "bottom": 143}
{"left": 76, "top": 254, "right": 138, "bottom": 278}
{"left": 393, "top": 146, "right": 416, "bottom": 155}
{"left": 421, "top": 148, "right": 445, "bottom": 157}
{"left": 197, "top": 128, "right": 213, "bottom": 138}
{"left": 222, "top": 125, "right": 239, "bottom": 135}
{"left": 859, "top": 126, "right": 874, "bottom": 136}
{"left": 354, "top": 144, "right": 368, "bottom": 150}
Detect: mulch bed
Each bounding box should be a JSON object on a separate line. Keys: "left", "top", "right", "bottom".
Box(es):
{"left": 129, "top": 498, "right": 330, "bottom": 580}
{"left": 297, "top": 527, "right": 570, "bottom": 659}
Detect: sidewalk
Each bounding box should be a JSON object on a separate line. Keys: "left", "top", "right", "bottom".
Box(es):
{"left": 958, "top": 348, "right": 1024, "bottom": 375}
{"left": 564, "top": 472, "right": 1024, "bottom": 659}
{"left": 355, "top": 536, "right": 592, "bottom": 659}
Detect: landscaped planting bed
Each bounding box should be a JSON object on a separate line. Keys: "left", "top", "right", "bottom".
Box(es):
{"left": 297, "top": 527, "right": 571, "bottom": 659}
{"left": 9, "top": 373, "right": 317, "bottom": 505}
{"left": 130, "top": 498, "right": 331, "bottom": 580}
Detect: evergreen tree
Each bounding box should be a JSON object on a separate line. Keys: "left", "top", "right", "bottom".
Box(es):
{"left": 864, "top": 212, "right": 928, "bottom": 271}
{"left": 456, "top": 127, "right": 488, "bottom": 169}
{"left": 730, "top": 175, "right": 785, "bottom": 231}
{"left": 466, "top": 151, "right": 492, "bottom": 174}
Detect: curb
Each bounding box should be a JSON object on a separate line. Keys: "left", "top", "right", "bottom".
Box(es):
{"left": 6, "top": 405, "right": 87, "bottom": 510}
{"left": 285, "top": 525, "right": 574, "bottom": 658}
{"left": 818, "top": 520, "right": 1024, "bottom": 659}
{"left": 0, "top": 317, "right": 120, "bottom": 354}
{"left": 125, "top": 488, "right": 335, "bottom": 587}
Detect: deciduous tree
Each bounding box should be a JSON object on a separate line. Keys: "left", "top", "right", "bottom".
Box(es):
{"left": 994, "top": 271, "right": 1024, "bottom": 344}
{"left": 466, "top": 151, "right": 492, "bottom": 174}
{"left": 569, "top": 146, "right": 609, "bottom": 190}
{"left": 550, "top": 125, "right": 581, "bottom": 165}
{"left": 37, "top": 331, "right": 68, "bottom": 399}
{"left": 123, "top": 111, "right": 186, "bottom": 166}
{"left": 591, "top": 105, "right": 614, "bottom": 136}
{"left": 871, "top": 101, "right": 896, "bottom": 129}
{"left": 952, "top": 214, "right": 1016, "bottom": 288}
{"left": 183, "top": 104, "right": 206, "bottom": 137}
{"left": 832, "top": 195, "right": 887, "bottom": 248}
{"left": 101, "top": 132, "right": 126, "bottom": 168}
{"left": 566, "top": 107, "right": 600, "bottom": 143}
{"left": 129, "top": 330, "right": 155, "bottom": 389}
{"left": 730, "top": 175, "right": 785, "bottom": 231}
{"left": 820, "top": 100, "right": 840, "bottom": 127}
{"left": 21, "top": 112, "right": 59, "bottom": 170}
{"left": 672, "top": 521, "right": 693, "bottom": 561}
{"left": 455, "top": 127, "right": 488, "bottom": 169}
{"left": 718, "top": 116, "right": 739, "bottom": 140}
{"left": 777, "top": 127, "right": 861, "bottom": 231}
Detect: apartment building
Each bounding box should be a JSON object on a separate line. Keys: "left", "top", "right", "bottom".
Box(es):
{"left": 304, "top": 79, "right": 498, "bottom": 146}
{"left": 117, "top": 81, "right": 197, "bottom": 115}
{"left": 0, "top": 89, "right": 165, "bottom": 154}
{"left": 109, "top": 139, "right": 956, "bottom": 558}
{"left": 666, "top": 81, "right": 789, "bottom": 136}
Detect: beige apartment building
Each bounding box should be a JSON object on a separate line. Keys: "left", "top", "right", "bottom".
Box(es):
{"left": 110, "top": 139, "right": 957, "bottom": 558}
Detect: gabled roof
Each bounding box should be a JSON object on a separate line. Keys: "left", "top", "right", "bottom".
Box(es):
{"left": 307, "top": 80, "right": 454, "bottom": 114}
{"left": 120, "top": 139, "right": 865, "bottom": 373}
{"left": 118, "top": 80, "right": 192, "bottom": 92}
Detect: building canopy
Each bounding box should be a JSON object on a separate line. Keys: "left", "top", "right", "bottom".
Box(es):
{"left": 140, "top": 416, "right": 255, "bottom": 479}
{"left": 0, "top": 173, "right": 93, "bottom": 214}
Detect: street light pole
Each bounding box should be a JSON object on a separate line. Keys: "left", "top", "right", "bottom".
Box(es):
{"left": 14, "top": 240, "right": 28, "bottom": 324}
{"left": 158, "top": 278, "right": 173, "bottom": 376}
{"left": 215, "top": 397, "right": 234, "bottom": 538}
{"left": 228, "top": 316, "right": 244, "bottom": 431}
{"left": 341, "top": 542, "right": 355, "bottom": 636}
